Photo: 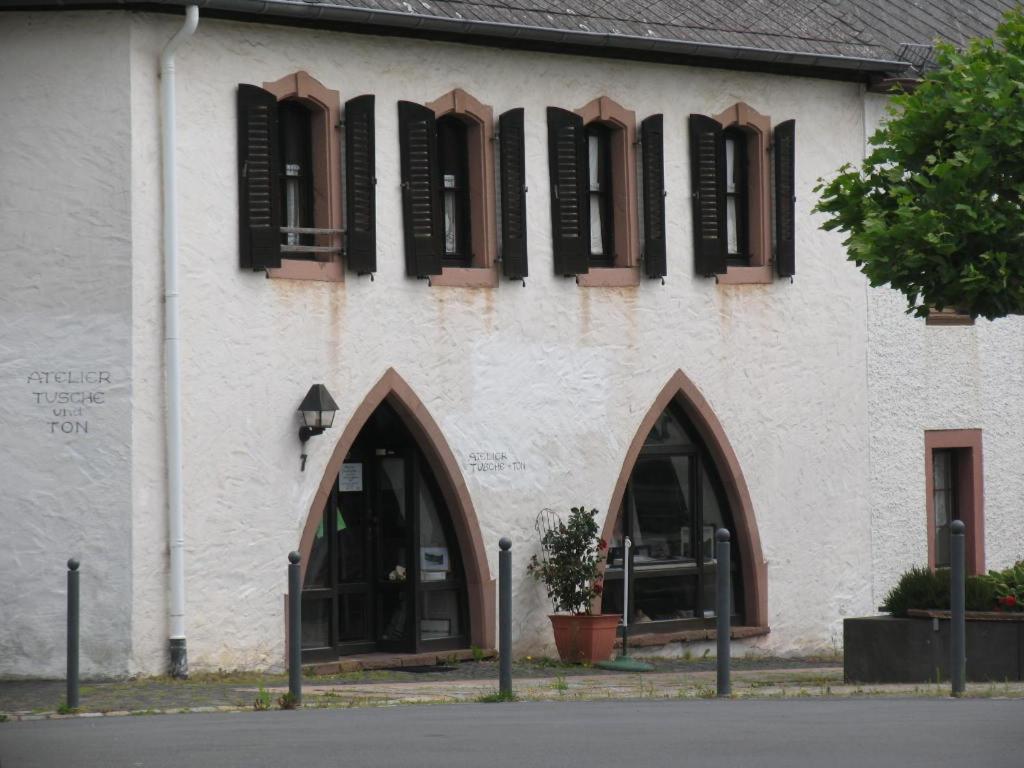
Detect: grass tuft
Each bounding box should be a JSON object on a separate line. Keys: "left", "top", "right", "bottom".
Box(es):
{"left": 475, "top": 690, "right": 518, "bottom": 703}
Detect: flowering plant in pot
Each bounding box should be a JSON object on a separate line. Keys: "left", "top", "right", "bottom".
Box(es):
{"left": 526, "top": 506, "right": 619, "bottom": 663}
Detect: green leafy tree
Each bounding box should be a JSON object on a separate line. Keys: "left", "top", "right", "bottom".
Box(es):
{"left": 815, "top": 10, "right": 1024, "bottom": 320}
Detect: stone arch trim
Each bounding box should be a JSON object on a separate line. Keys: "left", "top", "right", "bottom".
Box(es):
{"left": 298, "top": 368, "right": 495, "bottom": 649}
{"left": 598, "top": 370, "right": 768, "bottom": 628}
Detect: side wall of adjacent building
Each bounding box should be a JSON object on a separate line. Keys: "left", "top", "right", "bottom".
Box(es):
{"left": 0, "top": 12, "right": 134, "bottom": 678}
{"left": 863, "top": 93, "right": 1024, "bottom": 606}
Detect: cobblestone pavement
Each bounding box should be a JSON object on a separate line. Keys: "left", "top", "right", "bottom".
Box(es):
{"left": 2, "top": 657, "right": 1022, "bottom": 720}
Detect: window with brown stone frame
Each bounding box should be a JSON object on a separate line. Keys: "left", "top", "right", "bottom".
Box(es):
{"left": 262, "top": 71, "right": 344, "bottom": 282}
{"left": 548, "top": 99, "right": 667, "bottom": 284}
{"left": 688, "top": 103, "right": 795, "bottom": 283}
{"left": 710, "top": 103, "right": 771, "bottom": 284}
{"left": 925, "top": 429, "right": 985, "bottom": 575}
{"left": 426, "top": 89, "right": 498, "bottom": 287}
{"left": 399, "top": 92, "right": 527, "bottom": 284}
{"left": 926, "top": 308, "right": 975, "bottom": 326}
{"left": 575, "top": 97, "right": 641, "bottom": 287}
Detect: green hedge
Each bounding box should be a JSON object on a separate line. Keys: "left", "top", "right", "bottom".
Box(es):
{"left": 881, "top": 567, "right": 995, "bottom": 617}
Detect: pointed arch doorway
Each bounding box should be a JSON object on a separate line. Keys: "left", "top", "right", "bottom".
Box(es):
{"left": 297, "top": 370, "right": 494, "bottom": 661}
{"left": 599, "top": 371, "right": 768, "bottom": 633}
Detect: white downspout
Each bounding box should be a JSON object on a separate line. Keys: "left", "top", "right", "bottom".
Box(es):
{"left": 160, "top": 4, "right": 199, "bottom": 679}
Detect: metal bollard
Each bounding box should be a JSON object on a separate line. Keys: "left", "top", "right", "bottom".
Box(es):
{"left": 67, "top": 558, "right": 80, "bottom": 710}
{"left": 951, "top": 520, "right": 966, "bottom": 696}
{"left": 288, "top": 551, "right": 302, "bottom": 706}
{"left": 498, "top": 537, "right": 512, "bottom": 697}
{"left": 716, "top": 529, "right": 731, "bottom": 698}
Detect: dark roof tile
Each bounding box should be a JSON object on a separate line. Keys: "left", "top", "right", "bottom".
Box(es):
{"left": 8, "top": 0, "right": 1011, "bottom": 73}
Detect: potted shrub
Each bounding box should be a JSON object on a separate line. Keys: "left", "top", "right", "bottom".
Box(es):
{"left": 527, "top": 506, "right": 620, "bottom": 663}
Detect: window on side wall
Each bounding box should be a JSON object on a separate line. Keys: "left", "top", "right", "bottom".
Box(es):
{"left": 925, "top": 430, "right": 984, "bottom": 575}
{"left": 689, "top": 103, "right": 795, "bottom": 284}
{"left": 397, "top": 89, "right": 529, "bottom": 286}
{"left": 236, "top": 71, "right": 377, "bottom": 281}
{"left": 926, "top": 307, "right": 975, "bottom": 326}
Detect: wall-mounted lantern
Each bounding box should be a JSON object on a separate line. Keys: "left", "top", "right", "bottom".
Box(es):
{"left": 298, "top": 384, "right": 338, "bottom": 471}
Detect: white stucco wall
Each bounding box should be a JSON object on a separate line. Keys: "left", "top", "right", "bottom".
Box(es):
{"left": 8, "top": 10, "right": 1019, "bottom": 679}
{"left": 0, "top": 13, "right": 134, "bottom": 678}
{"left": 863, "top": 93, "right": 1024, "bottom": 606}
{"left": 124, "top": 13, "right": 875, "bottom": 672}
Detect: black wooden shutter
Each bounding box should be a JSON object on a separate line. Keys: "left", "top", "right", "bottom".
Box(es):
{"left": 237, "top": 84, "right": 281, "bottom": 270}
{"left": 345, "top": 95, "right": 376, "bottom": 275}
{"left": 774, "top": 119, "right": 796, "bottom": 278}
{"left": 398, "top": 101, "right": 442, "bottom": 277}
{"left": 499, "top": 108, "right": 529, "bottom": 280}
{"left": 641, "top": 114, "right": 667, "bottom": 279}
{"left": 546, "top": 107, "right": 589, "bottom": 276}
{"left": 688, "top": 114, "right": 727, "bottom": 276}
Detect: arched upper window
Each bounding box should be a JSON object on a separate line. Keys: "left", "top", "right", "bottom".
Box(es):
{"left": 238, "top": 71, "right": 377, "bottom": 281}
{"left": 545, "top": 97, "right": 645, "bottom": 286}
{"left": 575, "top": 96, "right": 640, "bottom": 282}
{"left": 262, "top": 71, "right": 344, "bottom": 281}
{"left": 688, "top": 102, "right": 796, "bottom": 283}
{"left": 436, "top": 114, "right": 472, "bottom": 266}
{"left": 397, "top": 89, "right": 503, "bottom": 287}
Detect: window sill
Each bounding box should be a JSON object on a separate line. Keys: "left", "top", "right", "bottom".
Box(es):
{"left": 577, "top": 266, "right": 641, "bottom": 287}
{"left": 716, "top": 265, "right": 773, "bottom": 285}
{"left": 926, "top": 308, "right": 974, "bottom": 326}
{"left": 613, "top": 624, "right": 770, "bottom": 649}
{"left": 267, "top": 259, "right": 344, "bottom": 282}
{"left": 430, "top": 265, "right": 498, "bottom": 288}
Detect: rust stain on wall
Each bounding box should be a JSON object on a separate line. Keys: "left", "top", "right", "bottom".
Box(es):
{"left": 327, "top": 283, "right": 345, "bottom": 374}
{"left": 579, "top": 285, "right": 591, "bottom": 338}
{"left": 481, "top": 286, "right": 495, "bottom": 334}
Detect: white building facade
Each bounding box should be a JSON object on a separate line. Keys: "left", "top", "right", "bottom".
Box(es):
{"left": 1, "top": 4, "right": 1021, "bottom": 678}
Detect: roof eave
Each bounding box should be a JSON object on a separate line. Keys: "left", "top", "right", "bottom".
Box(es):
{"left": 2, "top": 0, "right": 915, "bottom": 76}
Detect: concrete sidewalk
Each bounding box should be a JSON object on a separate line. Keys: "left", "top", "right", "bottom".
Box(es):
{"left": 2, "top": 658, "right": 1021, "bottom": 721}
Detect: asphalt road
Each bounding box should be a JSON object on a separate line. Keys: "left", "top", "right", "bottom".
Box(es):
{"left": 2, "top": 698, "right": 1021, "bottom": 768}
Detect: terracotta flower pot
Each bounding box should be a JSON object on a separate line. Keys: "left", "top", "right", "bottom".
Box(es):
{"left": 548, "top": 613, "right": 621, "bottom": 664}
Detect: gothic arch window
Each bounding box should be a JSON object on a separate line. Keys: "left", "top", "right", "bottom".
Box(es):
{"left": 598, "top": 371, "right": 768, "bottom": 635}
{"left": 600, "top": 403, "right": 744, "bottom": 630}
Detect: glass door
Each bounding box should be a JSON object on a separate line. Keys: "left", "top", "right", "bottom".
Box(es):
{"left": 335, "top": 466, "right": 373, "bottom": 651}
{"left": 301, "top": 473, "right": 376, "bottom": 661}
{"left": 415, "top": 458, "right": 467, "bottom": 651}
{"left": 299, "top": 401, "right": 471, "bottom": 660}
{"left": 375, "top": 455, "right": 415, "bottom": 652}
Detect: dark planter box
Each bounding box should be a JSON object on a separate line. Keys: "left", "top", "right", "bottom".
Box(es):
{"left": 844, "top": 615, "right": 1024, "bottom": 683}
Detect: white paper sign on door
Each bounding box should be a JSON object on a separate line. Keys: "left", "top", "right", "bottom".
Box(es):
{"left": 338, "top": 462, "right": 363, "bottom": 492}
